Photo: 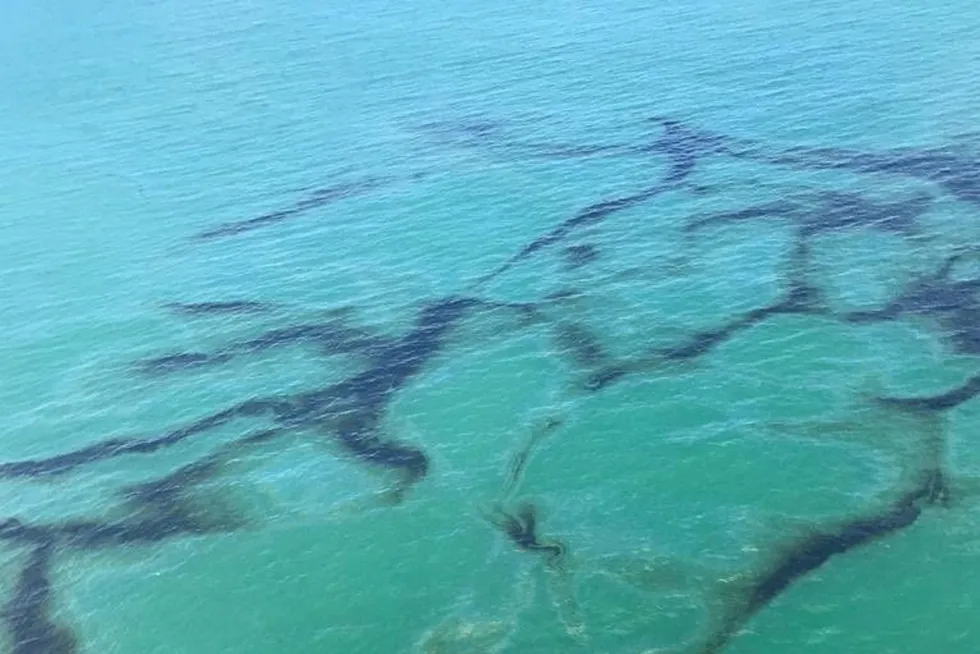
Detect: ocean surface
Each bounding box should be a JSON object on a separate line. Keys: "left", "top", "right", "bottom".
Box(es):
{"left": 2, "top": 1, "right": 980, "bottom": 652}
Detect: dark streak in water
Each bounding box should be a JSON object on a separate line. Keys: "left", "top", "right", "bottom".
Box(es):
{"left": 657, "top": 306, "right": 782, "bottom": 362}
{"left": 0, "top": 434, "right": 282, "bottom": 554}
{"left": 195, "top": 176, "right": 390, "bottom": 241}
{"left": 582, "top": 364, "right": 630, "bottom": 392}
{"left": 136, "top": 352, "right": 235, "bottom": 375}
{"left": 411, "top": 118, "right": 510, "bottom": 150}
{"left": 0, "top": 405, "right": 252, "bottom": 479}
{"left": 875, "top": 373, "right": 980, "bottom": 413}
{"left": 700, "top": 481, "right": 933, "bottom": 654}
{"left": 1, "top": 542, "right": 76, "bottom": 654}
{"left": 642, "top": 117, "right": 733, "bottom": 185}
{"left": 583, "top": 276, "right": 826, "bottom": 393}
{"left": 413, "top": 117, "right": 641, "bottom": 161}
{"left": 468, "top": 118, "right": 782, "bottom": 288}
{"left": 684, "top": 201, "right": 798, "bottom": 234}
{"left": 162, "top": 301, "right": 273, "bottom": 316}
{"left": 561, "top": 244, "right": 600, "bottom": 271}
{"left": 551, "top": 321, "right": 609, "bottom": 368}
{"left": 5, "top": 115, "right": 979, "bottom": 653}
{"left": 2, "top": 296, "right": 512, "bottom": 497}
{"left": 136, "top": 319, "right": 393, "bottom": 377}
{"left": 501, "top": 416, "right": 566, "bottom": 500}
{"left": 781, "top": 231, "right": 826, "bottom": 314}
{"left": 764, "top": 145, "right": 980, "bottom": 208}
{"left": 843, "top": 250, "right": 980, "bottom": 355}
{"left": 581, "top": 305, "right": 781, "bottom": 390}
{"left": 111, "top": 428, "right": 290, "bottom": 540}
{"left": 476, "top": 183, "right": 673, "bottom": 286}
{"left": 0, "top": 515, "right": 226, "bottom": 555}
{"left": 656, "top": 294, "right": 814, "bottom": 363}
{"left": 641, "top": 114, "right": 980, "bottom": 208}
{"left": 485, "top": 502, "right": 566, "bottom": 568}
{"left": 685, "top": 190, "right": 930, "bottom": 238}
{"left": 695, "top": 384, "right": 954, "bottom": 651}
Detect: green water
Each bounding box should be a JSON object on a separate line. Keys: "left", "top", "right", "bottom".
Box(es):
{"left": 1, "top": 0, "right": 979, "bottom": 652}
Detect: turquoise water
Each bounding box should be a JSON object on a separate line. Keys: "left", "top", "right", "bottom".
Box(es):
{"left": 2, "top": 0, "right": 980, "bottom": 652}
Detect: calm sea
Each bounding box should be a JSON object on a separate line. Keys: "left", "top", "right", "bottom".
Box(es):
{"left": 1, "top": 1, "right": 979, "bottom": 652}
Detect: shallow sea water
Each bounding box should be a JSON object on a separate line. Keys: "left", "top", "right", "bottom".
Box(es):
{"left": 1, "top": 0, "right": 980, "bottom": 652}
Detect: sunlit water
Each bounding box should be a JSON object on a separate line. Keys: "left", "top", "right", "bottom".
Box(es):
{"left": 2, "top": 1, "right": 980, "bottom": 652}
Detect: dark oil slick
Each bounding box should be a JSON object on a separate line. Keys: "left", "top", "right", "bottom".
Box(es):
{"left": 162, "top": 301, "right": 273, "bottom": 316}
{"left": 136, "top": 318, "right": 392, "bottom": 377}
{"left": 697, "top": 478, "right": 935, "bottom": 654}
{"left": 194, "top": 176, "right": 391, "bottom": 241}
{"left": 551, "top": 321, "right": 609, "bottom": 369}
{"left": 1, "top": 296, "right": 532, "bottom": 489}
{"left": 684, "top": 190, "right": 931, "bottom": 239}
{"left": 693, "top": 392, "right": 953, "bottom": 653}
{"left": 3, "top": 114, "right": 980, "bottom": 653}
{"left": 484, "top": 502, "right": 566, "bottom": 569}
{"left": 561, "top": 244, "right": 600, "bottom": 271}
{"left": 844, "top": 249, "right": 980, "bottom": 355}
{"left": 1, "top": 542, "right": 76, "bottom": 654}
{"left": 500, "top": 415, "right": 566, "bottom": 501}
{"left": 475, "top": 182, "right": 676, "bottom": 286}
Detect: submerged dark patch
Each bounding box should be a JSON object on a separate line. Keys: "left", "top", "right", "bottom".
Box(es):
{"left": 875, "top": 373, "right": 980, "bottom": 413}
{"left": 561, "top": 244, "right": 600, "bottom": 271}
{"left": 485, "top": 502, "right": 566, "bottom": 569}
{"left": 2, "top": 296, "right": 501, "bottom": 493}
{"left": 842, "top": 250, "right": 980, "bottom": 355}
{"left": 195, "top": 176, "right": 390, "bottom": 241}
{"left": 700, "top": 482, "right": 933, "bottom": 654}
{"left": 632, "top": 115, "right": 980, "bottom": 209}
{"left": 500, "top": 416, "right": 566, "bottom": 500}
{"left": 2, "top": 542, "right": 77, "bottom": 654}
{"left": 4, "top": 115, "right": 980, "bottom": 653}
{"left": 476, "top": 183, "right": 674, "bottom": 286}
{"left": 656, "top": 304, "right": 787, "bottom": 362}
{"left": 136, "top": 319, "right": 394, "bottom": 378}
{"left": 551, "top": 321, "right": 609, "bottom": 368}
{"left": 642, "top": 117, "right": 732, "bottom": 185}
{"left": 136, "top": 352, "right": 234, "bottom": 375}
{"left": 162, "top": 301, "right": 272, "bottom": 316}
{"left": 684, "top": 190, "right": 930, "bottom": 238}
